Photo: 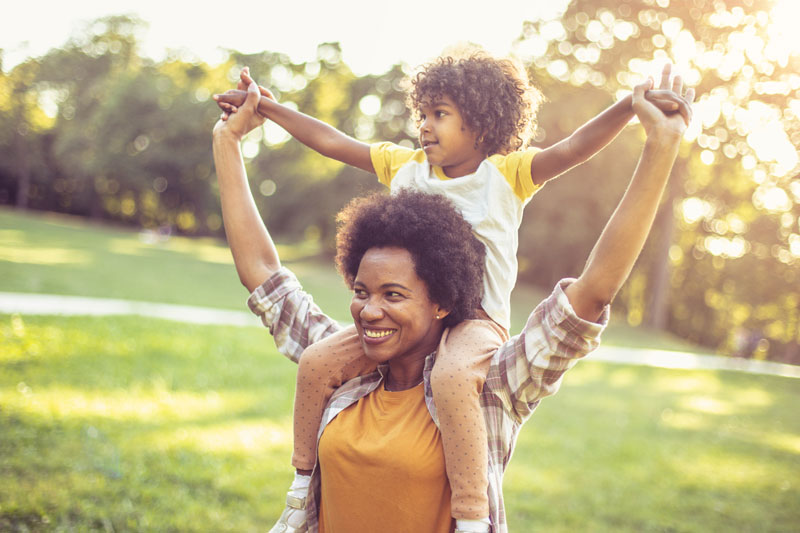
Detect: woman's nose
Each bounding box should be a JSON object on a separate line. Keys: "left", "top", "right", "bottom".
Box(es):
{"left": 360, "top": 299, "right": 384, "bottom": 320}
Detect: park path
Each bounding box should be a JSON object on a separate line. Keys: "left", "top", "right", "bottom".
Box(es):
{"left": 2, "top": 291, "right": 799, "bottom": 380}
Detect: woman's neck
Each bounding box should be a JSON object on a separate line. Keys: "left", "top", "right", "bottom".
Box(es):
{"left": 385, "top": 358, "right": 426, "bottom": 391}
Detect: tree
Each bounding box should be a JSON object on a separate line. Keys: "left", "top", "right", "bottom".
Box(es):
{"left": 515, "top": 0, "right": 800, "bottom": 359}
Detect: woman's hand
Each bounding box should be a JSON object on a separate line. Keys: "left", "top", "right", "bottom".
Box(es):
{"left": 214, "top": 67, "right": 275, "bottom": 121}
{"left": 633, "top": 71, "right": 695, "bottom": 141}
{"left": 212, "top": 78, "right": 265, "bottom": 141}
{"left": 565, "top": 68, "right": 694, "bottom": 321}
{"left": 641, "top": 63, "right": 694, "bottom": 126}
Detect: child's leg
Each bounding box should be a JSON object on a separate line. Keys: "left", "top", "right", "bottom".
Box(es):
{"left": 292, "top": 324, "right": 376, "bottom": 470}
{"left": 431, "top": 316, "right": 508, "bottom": 521}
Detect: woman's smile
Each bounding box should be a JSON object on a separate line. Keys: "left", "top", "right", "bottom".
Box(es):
{"left": 350, "top": 247, "right": 448, "bottom": 365}
{"left": 362, "top": 327, "right": 397, "bottom": 342}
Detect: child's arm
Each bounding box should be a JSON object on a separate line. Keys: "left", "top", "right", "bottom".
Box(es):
{"left": 531, "top": 63, "right": 690, "bottom": 186}
{"left": 214, "top": 69, "right": 374, "bottom": 173}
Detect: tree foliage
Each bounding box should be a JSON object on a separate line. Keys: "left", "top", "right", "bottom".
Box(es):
{"left": 516, "top": 0, "right": 799, "bottom": 362}
{"left": 0, "top": 5, "right": 797, "bottom": 362}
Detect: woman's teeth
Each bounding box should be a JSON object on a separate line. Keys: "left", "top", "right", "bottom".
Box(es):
{"left": 365, "top": 329, "right": 394, "bottom": 338}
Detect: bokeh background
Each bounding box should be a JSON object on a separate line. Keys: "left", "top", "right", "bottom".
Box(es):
{"left": 3, "top": 0, "right": 798, "bottom": 360}
{"left": 1, "top": 1, "right": 799, "bottom": 531}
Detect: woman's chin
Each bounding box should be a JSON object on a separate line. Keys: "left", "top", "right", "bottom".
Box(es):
{"left": 360, "top": 342, "right": 395, "bottom": 364}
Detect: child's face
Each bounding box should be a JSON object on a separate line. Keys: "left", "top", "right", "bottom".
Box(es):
{"left": 418, "top": 96, "right": 484, "bottom": 178}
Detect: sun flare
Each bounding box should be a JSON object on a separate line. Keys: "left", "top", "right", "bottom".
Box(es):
{"left": 770, "top": 0, "right": 800, "bottom": 55}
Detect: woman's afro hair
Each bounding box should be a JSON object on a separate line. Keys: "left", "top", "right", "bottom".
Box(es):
{"left": 335, "top": 189, "right": 485, "bottom": 328}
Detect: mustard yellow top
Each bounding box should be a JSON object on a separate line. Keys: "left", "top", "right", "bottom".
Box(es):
{"left": 318, "top": 382, "right": 452, "bottom": 533}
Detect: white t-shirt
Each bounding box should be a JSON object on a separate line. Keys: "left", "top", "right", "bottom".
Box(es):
{"left": 370, "top": 142, "right": 541, "bottom": 330}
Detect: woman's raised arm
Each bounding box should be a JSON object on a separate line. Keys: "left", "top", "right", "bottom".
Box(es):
{"left": 565, "top": 74, "right": 694, "bottom": 322}
{"left": 212, "top": 81, "right": 281, "bottom": 292}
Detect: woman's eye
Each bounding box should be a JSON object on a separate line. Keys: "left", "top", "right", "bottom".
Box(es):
{"left": 354, "top": 289, "right": 367, "bottom": 298}
{"left": 386, "top": 291, "right": 404, "bottom": 299}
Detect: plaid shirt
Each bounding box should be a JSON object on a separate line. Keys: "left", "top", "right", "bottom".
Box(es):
{"left": 248, "top": 267, "right": 608, "bottom": 533}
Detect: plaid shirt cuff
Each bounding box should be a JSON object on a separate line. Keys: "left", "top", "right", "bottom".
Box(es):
{"left": 547, "top": 278, "right": 609, "bottom": 352}
{"left": 246, "top": 267, "right": 302, "bottom": 331}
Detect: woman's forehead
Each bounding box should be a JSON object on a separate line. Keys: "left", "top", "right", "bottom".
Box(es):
{"left": 355, "top": 247, "right": 423, "bottom": 288}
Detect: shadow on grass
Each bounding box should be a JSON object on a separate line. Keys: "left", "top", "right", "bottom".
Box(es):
{"left": 2, "top": 314, "right": 799, "bottom": 532}
{"left": 1, "top": 313, "right": 299, "bottom": 531}
{"left": 505, "top": 361, "right": 800, "bottom": 532}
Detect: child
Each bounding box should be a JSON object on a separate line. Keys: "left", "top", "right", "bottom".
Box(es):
{"left": 215, "top": 54, "right": 684, "bottom": 533}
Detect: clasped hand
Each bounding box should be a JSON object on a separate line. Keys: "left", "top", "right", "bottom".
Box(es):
{"left": 212, "top": 67, "right": 267, "bottom": 141}
{"left": 633, "top": 64, "right": 695, "bottom": 139}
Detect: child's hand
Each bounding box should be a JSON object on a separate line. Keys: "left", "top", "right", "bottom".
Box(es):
{"left": 213, "top": 67, "right": 275, "bottom": 121}
{"left": 642, "top": 63, "right": 693, "bottom": 126}
{"left": 214, "top": 89, "right": 247, "bottom": 118}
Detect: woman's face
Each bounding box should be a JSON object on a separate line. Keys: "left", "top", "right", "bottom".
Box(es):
{"left": 350, "top": 247, "right": 448, "bottom": 366}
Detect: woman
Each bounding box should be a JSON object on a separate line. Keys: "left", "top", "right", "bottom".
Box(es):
{"left": 212, "top": 74, "right": 693, "bottom": 533}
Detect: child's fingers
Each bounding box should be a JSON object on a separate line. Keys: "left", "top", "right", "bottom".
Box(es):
{"left": 214, "top": 91, "right": 247, "bottom": 109}
{"left": 259, "top": 86, "right": 276, "bottom": 100}
{"left": 634, "top": 77, "right": 654, "bottom": 97}
{"left": 645, "top": 91, "right": 680, "bottom": 111}
{"left": 217, "top": 102, "right": 237, "bottom": 114}
{"left": 632, "top": 78, "right": 653, "bottom": 112}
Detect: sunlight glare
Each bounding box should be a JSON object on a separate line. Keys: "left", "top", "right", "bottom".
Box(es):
{"left": 769, "top": 0, "right": 800, "bottom": 55}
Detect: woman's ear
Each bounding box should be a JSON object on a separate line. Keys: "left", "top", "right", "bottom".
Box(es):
{"left": 434, "top": 307, "right": 451, "bottom": 321}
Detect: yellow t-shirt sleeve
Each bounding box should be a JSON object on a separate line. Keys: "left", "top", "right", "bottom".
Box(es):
{"left": 489, "top": 148, "right": 542, "bottom": 201}
{"left": 370, "top": 142, "right": 424, "bottom": 187}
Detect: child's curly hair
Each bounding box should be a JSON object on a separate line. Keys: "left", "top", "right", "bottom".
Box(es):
{"left": 335, "top": 189, "right": 485, "bottom": 328}
{"left": 407, "top": 51, "right": 544, "bottom": 155}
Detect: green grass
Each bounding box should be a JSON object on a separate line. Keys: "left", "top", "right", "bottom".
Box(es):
{"left": 2, "top": 207, "right": 798, "bottom": 531}
{"left": 2, "top": 313, "right": 797, "bottom": 532}
{"left": 0, "top": 206, "right": 701, "bottom": 352}
{"left": 0, "top": 207, "right": 352, "bottom": 320}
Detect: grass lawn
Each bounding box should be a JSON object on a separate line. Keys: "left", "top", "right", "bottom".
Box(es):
{"left": 2, "top": 208, "right": 798, "bottom": 531}
{"left": 0, "top": 207, "right": 704, "bottom": 352}
{"left": 2, "top": 313, "right": 797, "bottom": 532}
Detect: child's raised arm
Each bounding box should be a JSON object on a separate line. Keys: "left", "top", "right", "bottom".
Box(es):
{"left": 214, "top": 68, "right": 374, "bottom": 173}
{"left": 530, "top": 63, "right": 691, "bottom": 186}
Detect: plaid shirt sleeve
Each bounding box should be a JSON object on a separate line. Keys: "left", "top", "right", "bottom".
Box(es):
{"left": 487, "top": 278, "right": 609, "bottom": 423}
{"left": 246, "top": 267, "right": 342, "bottom": 363}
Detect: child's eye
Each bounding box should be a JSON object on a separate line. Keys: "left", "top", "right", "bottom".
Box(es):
{"left": 435, "top": 110, "right": 446, "bottom": 118}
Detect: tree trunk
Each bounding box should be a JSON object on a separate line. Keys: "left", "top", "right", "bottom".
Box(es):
{"left": 643, "top": 161, "right": 683, "bottom": 330}
{"left": 14, "top": 128, "right": 31, "bottom": 210}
